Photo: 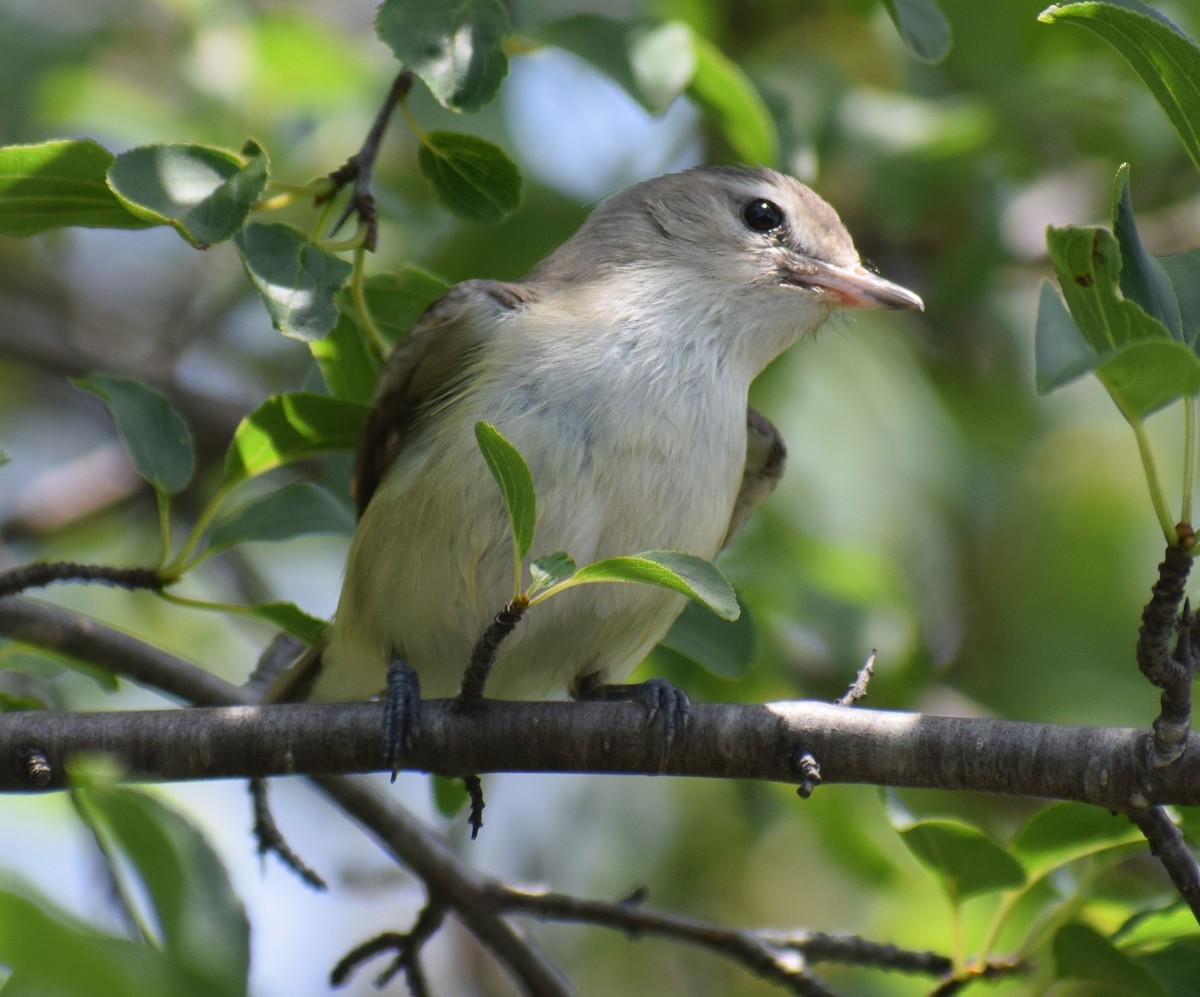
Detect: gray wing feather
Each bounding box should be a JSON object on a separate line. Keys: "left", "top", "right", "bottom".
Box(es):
{"left": 721, "top": 407, "right": 787, "bottom": 549}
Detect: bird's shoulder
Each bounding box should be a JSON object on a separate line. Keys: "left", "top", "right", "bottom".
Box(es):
{"left": 352, "top": 279, "right": 536, "bottom": 516}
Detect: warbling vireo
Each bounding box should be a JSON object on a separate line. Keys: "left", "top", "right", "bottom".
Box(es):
{"left": 289, "top": 166, "right": 921, "bottom": 745}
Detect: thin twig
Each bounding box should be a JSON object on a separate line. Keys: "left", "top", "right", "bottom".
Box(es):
{"left": 1126, "top": 805, "right": 1200, "bottom": 922}
{"left": 0, "top": 561, "right": 162, "bottom": 599}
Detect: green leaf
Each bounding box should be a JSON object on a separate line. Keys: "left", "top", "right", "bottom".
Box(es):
{"left": 73, "top": 374, "right": 194, "bottom": 496}
{"left": 1053, "top": 922, "right": 1167, "bottom": 995}
{"left": 417, "top": 131, "right": 522, "bottom": 223}
{"left": 658, "top": 598, "right": 755, "bottom": 679}
{"left": 688, "top": 34, "right": 779, "bottom": 166}
{"left": 310, "top": 313, "right": 383, "bottom": 402}
{"left": 898, "top": 819, "right": 1026, "bottom": 902}
{"left": 1159, "top": 249, "right": 1200, "bottom": 346}
{"left": 1040, "top": 1, "right": 1200, "bottom": 175}
{"left": 242, "top": 601, "right": 329, "bottom": 643}
{"left": 234, "top": 223, "right": 353, "bottom": 341}
{"left": 542, "top": 16, "right": 695, "bottom": 114}
{"left": 207, "top": 481, "right": 353, "bottom": 553}
{"left": 882, "top": 0, "right": 953, "bottom": 63}
{"left": 572, "top": 551, "right": 740, "bottom": 622}
{"left": 0, "top": 881, "right": 181, "bottom": 997}
{"left": 528, "top": 552, "right": 577, "bottom": 595}
{"left": 474, "top": 422, "right": 536, "bottom": 562}
{"left": 1012, "top": 802, "right": 1145, "bottom": 877}
{"left": 223, "top": 393, "right": 368, "bottom": 488}
{"left": 1046, "top": 225, "right": 1200, "bottom": 416}
{"left": 1095, "top": 339, "right": 1200, "bottom": 417}
{"left": 1111, "top": 164, "right": 1182, "bottom": 338}
{"left": 0, "top": 140, "right": 152, "bottom": 236}
{"left": 336, "top": 266, "right": 450, "bottom": 349}
{"left": 431, "top": 774, "right": 470, "bottom": 817}
{"left": 375, "top": 0, "right": 510, "bottom": 113}
{"left": 1035, "top": 280, "right": 1097, "bottom": 393}
{"left": 107, "top": 142, "right": 268, "bottom": 248}
{"left": 72, "top": 773, "right": 250, "bottom": 995}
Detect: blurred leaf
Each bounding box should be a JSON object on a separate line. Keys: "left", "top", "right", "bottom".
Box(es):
{"left": 207, "top": 481, "right": 353, "bottom": 553}
{"left": 1158, "top": 249, "right": 1200, "bottom": 346}
{"left": 336, "top": 266, "right": 450, "bottom": 349}
{"left": 572, "top": 551, "right": 740, "bottom": 622}
{"left": 249, "top": 12, "right": 376, "bottom": 107}
{"left": 1111, "top": 164, "right": 1182, "bottom": 337}
{"left": 72, "top": 774, "right": 249, "bottom": 995}
{"left": 417, "top": 130, "right": 522, "bottom": 222}
{"left": 474, "top": 421, "right": 536, "bottom": 562}
{"left": 1134, "top": 935, "right": 1200, "bottom": 991}
{"left": 1046, "top": 225, "right": 1200, "bottom": 417}
{"left": 542, "top": 15, "right": 695, "bottom": 114}
{"left": 528, "top": 552, "right": 577, "bottom": 594}
{"left": 898, "top": 819, "right": 1026, "bottom": 902}
{"left": 1040, "top": 1, "right": 1200, "bottom": 174}
{"left": 0, "top": 140, "right": 150, "bottom": 235}
{"left": 1117, "top": 904, "right": 1200, "bottom": 948}
{"left": 73, "top": 374, "right": 194, "bottom": 496}
{"left": 375, "top": 0, "right": 510, "bottom": 113}
{"left": 234, "top": 222, "right": 353, "bottom": 341}
{"left": 0, "top": 881, "right": 182, "bottom": 997}
{"left": 1053, "top": 922, "right": 1166, "bottom": 995}
{"left": 1036, "top": 281, "right": 1096, "bottom": 393}
{"left": 431, "top": 774, "right": 470, "bottom": 817}
{"left": 1012, "top": 802, "right": 1144, "bottom": 876}
{"left": 310, "top": 313, "right": 382, "bottom": 402}
{"left": 223, "top": 393, "right": 368, "bottom": 487}
{"left": 882, "top": 0, "right": 953, "bottom": 64}
{"left": 658, "top": 598, "right": 755, "bottom": 679}
{"left": 688, "top": 34, "right": 778, "bottom": 165}
{"left": 107, "top": 142, "right": 267, "bottom": 248}
{"left": 242, "top": 601, "right": 329, "bottom": 643}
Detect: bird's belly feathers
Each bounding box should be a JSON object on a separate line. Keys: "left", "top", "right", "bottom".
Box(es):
{"left": 317, "top": 379, "right": 747, "bottom": 702}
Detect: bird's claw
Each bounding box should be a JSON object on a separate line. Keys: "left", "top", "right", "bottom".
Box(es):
{"left": 382, "top": 658, "right": 422, "bottom": 781}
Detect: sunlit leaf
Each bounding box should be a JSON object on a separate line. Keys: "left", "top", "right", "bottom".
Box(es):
{"left": 242, "top": 601, "right": 329, "bottom": 643}
{"left": 73, "top": 374, "right": 194, "bottom": 496}
{"left": 309, "top": 313, "right": 382, "bottom": 402}
{"left": 898, "top": 818, "right": 1026, "bottom": 902}
{"left": 375, "top": 0, "right": 510, "bottom": 112}
{"left": 107, "top": 141, "right": 267, "bottom": 248}
{"left": 572, "top": 551, "right": 740, "bottom": 622}
{"left": 688, "top": 34, "right": 778, "bottom": 165}
{"left": 474, "top": 421, "right": 536, "bottom": 562}
{"left": 1053, "top": 922, "right": 1166, "bottom": 995}
{"left": 1012, "top": 802, "right": 1144, "bottom": 877}
{"left": 207, "top": 481, "right": 353, "bottom": 553}
{"left": 0, "top": 140, "right": 150, "bottom": 235}
{"left": 528, "top": 552, "right": 576, "bottom": 594}
{"left": 235, "top": 222, "right": 353, "bottom": 341}
{"left": 1040, "top": 1, "right": 1200, "bottom": 174}
{"left": 417, "top": 131, "right": 522, "bottom": 222}
{"left": 223, "top": 393, "right": 368, "bottom": 487}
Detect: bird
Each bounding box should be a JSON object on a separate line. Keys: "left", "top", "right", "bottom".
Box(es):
{"left": 281, "top": 165, "right": 922, "bottom": 753}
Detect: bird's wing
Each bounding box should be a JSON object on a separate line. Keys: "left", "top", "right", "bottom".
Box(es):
{"left": 352, "top": 279, "right": 536, "bottom": 518}
{"left": 721, "top": 407, "right": 787, "bottom": 549}
{"left": 260, "top": 279, "right": 533, "bottom": 705}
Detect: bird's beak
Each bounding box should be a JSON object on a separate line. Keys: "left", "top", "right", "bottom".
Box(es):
{"left": 786, "top": 258, "right": 924, "bottom": 312}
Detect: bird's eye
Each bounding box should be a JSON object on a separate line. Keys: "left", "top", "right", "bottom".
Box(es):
{"left": 742, "top": 199, "right": 785, "bottom": 233}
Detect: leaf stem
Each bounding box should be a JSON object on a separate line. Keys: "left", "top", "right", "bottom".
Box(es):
{"left": 351, "top": 245, "right": 389, "bottom": 357}
{"left": 161, "top": 483, "right": 233, "bottom": 578}
{"left": 1183, "top": 396, "right": 1196, "bottom": 527}
{"left": 1129, "top": 416, "right": 1178, "bottom": 545}
{"left": 155, "top": 488, "right": 172, "bottom": 568}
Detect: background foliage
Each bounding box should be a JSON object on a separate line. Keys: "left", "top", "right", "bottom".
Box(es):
{"left": 1, "top": 0, "right": 1199, "bottom": 994}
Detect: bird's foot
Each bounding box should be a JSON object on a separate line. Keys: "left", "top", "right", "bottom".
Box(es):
{"left": 574, "top": 676, "right": 691, "bottom": 764}
{"left": 382, "top": 657, "right": 422, "bottom": 782}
